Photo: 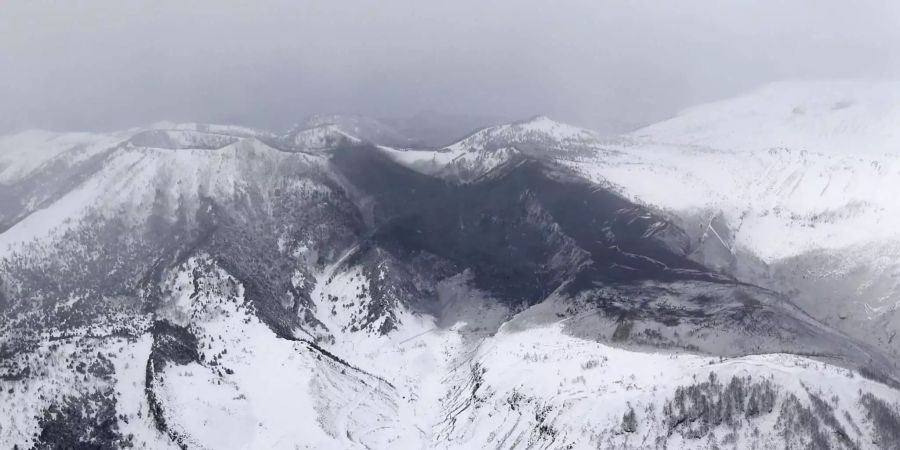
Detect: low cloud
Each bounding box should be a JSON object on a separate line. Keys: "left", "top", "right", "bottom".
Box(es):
{"left": 1, "top": 0, "right": 898, "bottom": 134}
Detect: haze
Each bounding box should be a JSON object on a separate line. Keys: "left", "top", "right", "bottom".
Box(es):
{"left": 2, "top": 0, "right": 899, "bottom": 135}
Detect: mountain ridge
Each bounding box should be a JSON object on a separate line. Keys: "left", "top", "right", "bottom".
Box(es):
{"left": 2, "top": 80, "right": 900, "bottom": 449}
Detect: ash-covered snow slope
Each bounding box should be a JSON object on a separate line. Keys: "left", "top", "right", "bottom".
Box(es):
{"left": 567, "top": 139, "right": 900, "bottom": 262}
{"left": 563, "top": 137, "right": 900, "bottom": 352}
{"left": 373, "top": 79, "right": 900, "bottom": 376}
{"left": 379, "top": 82, "right": 900, "bottom": 262}
{"left": 554, "top": 80, "right": 900, "bottom": 366}
{"left": 2, "top": 104, "right": 900, "bottom": 449}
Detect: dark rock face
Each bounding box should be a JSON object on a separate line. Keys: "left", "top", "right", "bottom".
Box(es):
{"left": 328, "top": 146, "right": 896, "bottom": 380}
{"left": 145, "top": 320, "right": 200, "bottom": 450}
{"left": 148, "top": 320, "right": 199, "bottom": 370}
{"left": 330, "top": 146, "right": 715, "bottom": 308}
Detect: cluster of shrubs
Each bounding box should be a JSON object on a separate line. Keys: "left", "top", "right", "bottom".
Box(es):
{"left": 859, "top": 393, "right": 900, "bottom": 450}
{"left": 662, "top": 373, "right": 776, "bottom": 439}
{"left": 34, "top": 388, "right": 133, "bottom": 449}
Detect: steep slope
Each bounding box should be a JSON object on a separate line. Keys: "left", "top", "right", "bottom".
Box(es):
{"left": 0, "top": 123, "right": 281, "bottom": 235}
{"left": 0, "top": 130, "right": 134, "bottom": 234}
{"left": 0, "top": 131, "right": 368, "bottom": 337}
{"left": 330, "top": 147, "right": 894, "bottom": 372}
{"left": 556, "top": 80, "right": 900, "bottom": 364}
{"left": 566, "top": 141, "right": 900, "bottom": 262}
{"left": 379, "top": 115, "right": 618, "bottom": 183}
{"left": 370, "top": 80, "right": 900, "bottom": 383}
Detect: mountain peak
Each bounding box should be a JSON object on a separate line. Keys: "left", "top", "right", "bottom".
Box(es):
{"left": 284, "top": 123, "right": 362, "bottom": 151}
{"left": 444, "top": 115, "right": 602, "bottom": 155}
{"left": 517, "top": 114, "right": 553, "bottom": 124}
{"left": 291, "top": 113, "right": 417, "bottom": 148}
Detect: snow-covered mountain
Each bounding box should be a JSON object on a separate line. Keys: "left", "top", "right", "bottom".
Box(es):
{"left": 282, "top": 123, "right": 363, "bottom": 152}
{"left": 376, "top": 80, "right": 900, "bottom": 367}
{"left": 631, "top": 80, "right": 900, "bottom": 156}
{"left": 566, "top": 81, "right": 900, "bottom": 367}
{"left": 297, "top": 114, "right": 419, "bottom": 148}
{"left": 3, "top": 82, "right": 900, "bottom": 449}
{"left": 378, "top": 115, "right": 619, "bottom": 182}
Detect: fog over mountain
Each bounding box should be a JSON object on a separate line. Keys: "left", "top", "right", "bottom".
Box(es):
{"left": 2, "top": 1, "right": 899, "bottom": 135}
{"left": 4, "top": 3, "right": 900, "bottom": 450}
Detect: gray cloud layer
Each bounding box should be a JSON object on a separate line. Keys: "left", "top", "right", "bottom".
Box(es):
{"left": 2, "top": 0, "right": 899, "bottom": 134}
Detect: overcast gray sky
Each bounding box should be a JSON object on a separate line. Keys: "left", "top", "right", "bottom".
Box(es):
{"left": 2, "top": 0, "right": 899, "bottom": 134}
